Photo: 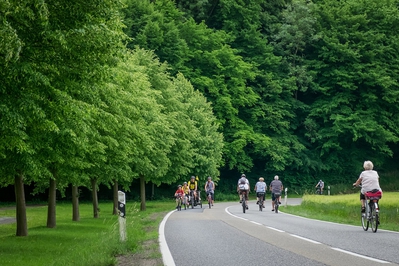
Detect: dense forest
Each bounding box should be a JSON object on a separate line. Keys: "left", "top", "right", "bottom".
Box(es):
{"left": 1, "top": 0, "right": 399, "bottom": 235}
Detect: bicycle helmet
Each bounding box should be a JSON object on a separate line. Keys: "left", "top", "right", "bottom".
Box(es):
{"left": 190, "top": 176, "right": 195, "bottom": 180}
{"left": 183, "top": 181, "right": 187, "bottom": 185}
{"left": 241, "top": 174, "right": 246, "bottom": 178}
{"left": 178, "top": 184, "right": 182, "bottom": 188}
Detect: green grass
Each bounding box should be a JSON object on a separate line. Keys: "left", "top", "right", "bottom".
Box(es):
{"left": 0, "top": 201, "right": 175, "bottom": 266}
{"left": 282, "top": 192, "right": 399, "bottom": 232}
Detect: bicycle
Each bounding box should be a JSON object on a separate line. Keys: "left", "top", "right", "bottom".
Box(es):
{"left": 274, "top": 192, "right": 281, "bottom": 213}
{"left": 176, "top": 195, "right": 182, "bottom": 211}
{"left": 361, "top": 189, "right": 382, "bottom": 233}
{"left": 258, "top": 192, "right": 265, "bottom": 211}
{"left": 189, "top": 190, "right": 195, "bottom": 209}
{"left": 240, "top": 190, "right": 248, "bottom": 213}
{"left": 207, "top": 191, "right": 212, "bottom": 209}
{"left": 183, "top": 194, "right": 188, "bottom": 210}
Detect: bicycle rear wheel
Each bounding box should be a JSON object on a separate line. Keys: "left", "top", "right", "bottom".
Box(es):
{"left": 275, "top": 200, "right": 279, "bottom": 213}
{"left": 242, "top": 193, "right": 246, "bottom": 213}
{"left": 208, "top": 194, "right": 212, "bottom": 209}
{"left": 361, "top": 206, "right": 369, "bottom": 231}
{"left": 370, "top": 203, "right": 379, "bottom": 233}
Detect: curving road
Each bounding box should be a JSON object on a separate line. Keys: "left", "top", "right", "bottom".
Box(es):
{"left": 161, "top": 200, "right": 399, "bottom": 266}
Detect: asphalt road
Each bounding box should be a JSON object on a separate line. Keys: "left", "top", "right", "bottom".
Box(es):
{"left": 162, "top": 199, "right": 399, "bottom": 266}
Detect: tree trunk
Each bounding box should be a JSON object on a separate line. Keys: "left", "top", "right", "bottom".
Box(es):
{"left": 151, "top": 182, "right": 154, "bottom": 200}
{"left": 14, "top": 173, "right": 28, "bottom": 236}
{"left": 113, "top": 180, "right": 118, "bottom": 215}
{"left": 91, "top": 178, "right": 99, "bottom": 218}
{"left": 72, "top": 185, "right": 80, "bottom": 221}
{"left": 140, "top": 175, "right": 146, "bottom": 211}
{"left": 47, "top": 176, "right": 57, "bottom": 228}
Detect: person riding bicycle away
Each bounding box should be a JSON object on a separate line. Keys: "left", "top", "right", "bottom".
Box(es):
{"left": 353, "top": 160, "right": 382, "bottom": 213}
{"left": 270, "top": 175, "right": 283, "bottom": 211}
{"left": 255, "top": 177, "right": 267, "bottom": 207}
{"left": 315, "top": 179, "right": 324, "bottom": 194}
{"left": 174, "top": 185, "right": 185, "bottom": 209}
{"left": 204, "top": 176, "right": 215, "bottom": 206}
{"left": 237, "top": 174, "right": 250, "bottom": 209}
{"left": 188, "top": 176, "right": 198, "bottom": 203}
{"left": 182, "top": 182, "right": 190, "bottom": 205}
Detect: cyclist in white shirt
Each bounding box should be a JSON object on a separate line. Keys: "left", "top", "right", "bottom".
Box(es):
{"left": 255, "top": 177, "right": 267, "bottom": 207}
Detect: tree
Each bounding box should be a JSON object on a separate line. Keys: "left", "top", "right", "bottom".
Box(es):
{"left": 305, "top": 0, "right": 399, "bottom": 177}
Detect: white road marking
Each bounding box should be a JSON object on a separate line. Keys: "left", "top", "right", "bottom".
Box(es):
{"left": 331, "top": 248, "right": 391, "bottom": 264}
{"left": 159, "top": 210, "right": 176, "bottom": 266}
{"left": 289, "top": 234, "right": 321, "bottom": 244}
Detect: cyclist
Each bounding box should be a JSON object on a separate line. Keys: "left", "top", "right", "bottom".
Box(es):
{"left": 204, "top": 176, "right": 215, "bottom": 206}
{"left": 182, "top": 182, "right": 190, "bottom": 206}
{"left": 315, "top": 179, "right": 324, "bottom": 194}
{"left": 353, "top": 160, "right": 382, "bottom": 213}
{"left": 255, "top": 177, "right": 267, "bottom": 207}
{"left": 188, "top": 176, "right": 198, "bottom": 204}
{"left": 174, "top": 185, "right": 185, "bottom": 209}
{"left": 270, "top": 175, "right": 283, "bottom": 211}
{"left": 237, "top": 174, "right": 250, "bottom": 209}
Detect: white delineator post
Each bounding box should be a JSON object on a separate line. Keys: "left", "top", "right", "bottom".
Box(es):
{"left": 284, "top": 188, "right": 288, "bottom": 207}
{"left": 328, "top": 186, "right": 330, "bottom": 196}
{"left": 118, "top": 190, "right": 127, "bottom": 242}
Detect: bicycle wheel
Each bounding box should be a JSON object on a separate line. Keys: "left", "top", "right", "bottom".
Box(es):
{"left": 370, "top": 203, "right": 379, "bottom": 233}
{"left": 275, "top": 199, "right": 279, "bottom": 213}
{"left": 361, "top": 205, "right": 369, "bottom": 231}
{"left": 191, "top": 193, "right": 194, "bottom": 209}
{"left": 208, "top": 194, "right": 212, "bottom": 209}
{"left": 242, "top": 193, "right": 246, "bottom": 213}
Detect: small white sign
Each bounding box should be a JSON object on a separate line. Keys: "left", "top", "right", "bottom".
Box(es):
{"left": 118, "top": 191, "right": 126, "bottom": 204}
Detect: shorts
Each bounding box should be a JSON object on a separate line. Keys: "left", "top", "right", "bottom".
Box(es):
{"left": 271, "top": 192, "right": 281, "bottom": 201}
{"left": 256, "top": 192, "right": 265, "bottom": 200}
{"left": 206, "top": 191, "right": 214, "bottom": 200}
{"left": 239, "top": 189, "right": 249, "bottom": 200}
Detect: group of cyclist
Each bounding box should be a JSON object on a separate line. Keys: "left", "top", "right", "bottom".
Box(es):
{"left": 174, "top": 160, "right": 382, "bottom": 214}
{"left": 237, "top": 174, "right": 283, "bottom": 211}
{"left": 174, "top": 176, "right": 215, "bottom": 209}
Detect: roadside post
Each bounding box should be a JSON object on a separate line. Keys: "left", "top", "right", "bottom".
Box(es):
{"left": 118, "top": 190, "right": 127, "bottom": 242}
{"left": 328, "top": 186, "right": 330, "bottom": 196}
{"left": 284, "top": 188, "right": 288, "bottom": 207}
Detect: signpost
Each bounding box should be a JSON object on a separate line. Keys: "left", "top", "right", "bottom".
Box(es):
{"left": 118, "top": 191, "right": 126, "bottom": 242}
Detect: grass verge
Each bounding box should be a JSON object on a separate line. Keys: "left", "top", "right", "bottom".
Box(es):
{"left": 0, "top": 201, "right": 175, "bottom": 266}
{"left": 282, "top": 192, "right": 399, "bottom": 232}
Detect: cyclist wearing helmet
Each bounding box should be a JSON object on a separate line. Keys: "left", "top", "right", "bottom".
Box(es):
{"left": 237, "top": 174, "right": 250, "bottom": 208}
{"left": 174, "top": 185, "right": 185, "bottom": 210}
{"left": 187, "top": 176, "right": 198, "bottom": 204}
{"left": 204, "top": 176, "right": 215, "bottom": 206}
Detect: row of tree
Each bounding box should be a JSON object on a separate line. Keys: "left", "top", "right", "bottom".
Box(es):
{"left": 0, "top": 0, "right": 223, "bottom": 236}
